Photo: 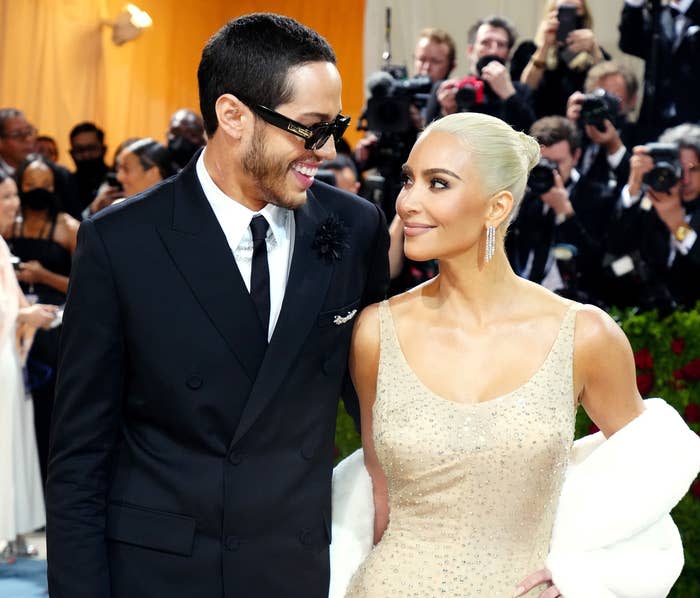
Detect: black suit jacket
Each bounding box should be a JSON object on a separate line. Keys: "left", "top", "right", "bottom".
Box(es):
{"left": 46, "top": 158, "right": 389, "bottom": 598}
{"left": 619, "top": 0, "right": 700, "bottom": 140}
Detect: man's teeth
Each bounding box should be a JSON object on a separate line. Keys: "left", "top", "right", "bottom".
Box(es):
{"left": 293, "top": 164, "right": 318, "bottom": 177}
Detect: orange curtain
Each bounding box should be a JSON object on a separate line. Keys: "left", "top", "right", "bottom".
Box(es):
{"left": 0, "top": 0, "right": 366, "bottom": 168}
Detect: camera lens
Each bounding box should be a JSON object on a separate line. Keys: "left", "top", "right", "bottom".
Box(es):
{"left": 528, "top": 158, "right": 558, "bottom": 195}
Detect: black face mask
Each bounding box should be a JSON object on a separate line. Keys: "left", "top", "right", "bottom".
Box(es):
{"left": 168, "top": 136, "right": 200, "bottom": 169}
{"left": 75, "top": 157, "right": 107, "bottom": 176}
{"left": 21, "top": 188, "right": 58, "bottom": 212}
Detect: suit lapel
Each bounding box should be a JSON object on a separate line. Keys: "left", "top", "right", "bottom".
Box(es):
{"left": 232, "top": 189, "right": 333, "bottom": 445}
{"left": 156, "top": 159, "right": 266, "bottom": 382}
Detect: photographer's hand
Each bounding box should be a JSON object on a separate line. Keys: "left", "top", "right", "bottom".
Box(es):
{"left": 565, "top": 92, "right": 585, "bottom": 122}
{"left": 436, "top": 79, "right": 459, "bottom": 116}
{"left": 566, "top": 29, "right": 603, "bottom": 62}
{"left": 89, "top": 183, "right": 123, "bottom": 216}
{"left": 585, "top": 120, "right": 622, "bottom": 155}
{"left": 541, "top": 171, "right": 574, "bottom": 218}
{"left": 480, "top": 61, "right": 516, "bottom": 100}
{"left": 628, "top": 146, "right": 654, "bottom": 197}
{"left": 354, "top": 133, "right": 379, "bottom": 166}
{"left": 648, "top": 184, "right": 686, "bottom": 234}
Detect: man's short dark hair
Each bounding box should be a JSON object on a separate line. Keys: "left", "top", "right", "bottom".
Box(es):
{"left": 69, "top": 122, "right": 105, "bottom": 145}
{"left": 467, "top": 16, "right": 518, "bottom": 50}
{"left": 197, "top": 13, "right": 336, "bottom": 137}
{"left": 529, "top": 116, "right": 582, "bottom": 152}
{"left": 0, "top": 108, "right": 24, "bottom": 136}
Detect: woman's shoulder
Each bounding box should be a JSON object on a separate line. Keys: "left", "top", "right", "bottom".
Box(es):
{"left": 56, "top": 211, "right": 80, "bottom": 232}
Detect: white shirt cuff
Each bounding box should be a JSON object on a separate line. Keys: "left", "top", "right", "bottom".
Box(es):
{"left": 621, "top": 184, "right": 643, "bottom": 209}
{"left": 607, "top": 145, "right": 627, "bottom": 170}
{"left": 624, "top": 0, "right": 645, "bottom": 6}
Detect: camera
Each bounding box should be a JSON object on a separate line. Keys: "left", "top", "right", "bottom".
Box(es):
{"left": 643, "top": 142, "right": 681, "bottom": 193}
{"left": 362, "top": 71, "right": 432, "bottom": 134}
{"left": 105, "top": 171, "right": 123, "bottom": 191}
{"left": 454, "top": 55, "right": 504, "bottom": 112}
{"left": 580, "top": 88, "right": 621, "bottom": 133}
{"left": 527, "top": 157, "right": 559, "bottom": 195}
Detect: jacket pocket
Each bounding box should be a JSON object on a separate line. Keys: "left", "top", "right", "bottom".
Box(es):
{"left": 106, "top": 502, "right": 196, "bottom": 556}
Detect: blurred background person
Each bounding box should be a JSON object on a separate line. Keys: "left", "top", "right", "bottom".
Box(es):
{"left": 512, "top": 0, "right": 607, "bottom": 119}
{"left": 0, "top": 108, "right": 36, "bottom": 179}
{"left": 425, "top": 16, "right": 536, "bottom": 133}
{"left": 4, "top": 155, "right": 79, "bottom": 486}
{"left": 413, "top": 27, "right": 457, "bottom": 83}
{"left": 566, "top": 60, "right": 639, "bottom": 197}
{"left": 167, "top": 108, "right": 206, "bottom": 170}
{"left": 606, "top": 123, "right": 700, "bottom": 310}
{"left": 67, "top": 121, "right": 109, "bottom": 219}
{"left": 619, "top": 0, "right": 700, "bottom": 142}
{"left": 0, "top": 170, "right": 57, "bottom": 563}
{"left": 116, "top": 137, "right": 177, "bottom": 198}
{"left": 35, "top": 135, "right": 59, "bottom": 163}
{"left": 319, "top": 155, "right": 361, "bottom": 194}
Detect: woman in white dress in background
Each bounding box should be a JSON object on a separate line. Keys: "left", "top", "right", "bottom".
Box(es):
{"left": 0, "top": 171, "right": 57, "bottom": 562}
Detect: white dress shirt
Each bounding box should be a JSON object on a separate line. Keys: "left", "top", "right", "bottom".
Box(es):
{"left": 196, "top": 150, "right": 294, "bottom": 341}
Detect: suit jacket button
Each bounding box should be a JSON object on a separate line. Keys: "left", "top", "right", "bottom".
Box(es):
{"left": 299, "top": 528, "right": 312, "bottom": 546}
{"left": 229, "top": 452, "right": 243, "bottom": 465}
{"left": 224, "top": 535, "right": 240, "bottom": 551}
{"left": 186, "top": 375, "right": 203, "bottom": 390}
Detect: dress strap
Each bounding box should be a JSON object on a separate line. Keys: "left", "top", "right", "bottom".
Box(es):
{"left": 376, "top": 300, "right": 403, "bottom": 367}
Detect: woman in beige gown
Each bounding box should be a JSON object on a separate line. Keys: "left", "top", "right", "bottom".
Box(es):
{"left": 345, "top": 113, "right": 645, "bottom": 597}
{"left": 0, "top": 172, "right": 56, "bottom": 562}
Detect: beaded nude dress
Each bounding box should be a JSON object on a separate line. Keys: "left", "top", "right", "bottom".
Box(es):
{"left": 345, "top": 300, "right": 579, "bottom": 598}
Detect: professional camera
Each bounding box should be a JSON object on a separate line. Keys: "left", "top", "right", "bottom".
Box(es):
{"left": 361, "top": 71, "right": 432, "bottom": 134}
{"left": 527, "top": 157, "right": 559, "bottom": 195}
{"left": 454, "top": 54, "right": 504, "bottom": 112}
{"left": 643, "top": 142, "right": 681, "bottom": 193}
{"left": 579, "top": 88, "right": 621, "bottom": 133}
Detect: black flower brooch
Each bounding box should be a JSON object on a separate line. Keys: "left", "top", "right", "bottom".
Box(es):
{"left": 312, "top": 215, "right": 349, "bottom": 263}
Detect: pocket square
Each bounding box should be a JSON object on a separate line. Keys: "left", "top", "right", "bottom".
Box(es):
{"left": 333, "top": 309, "right": 357, "bottom": 326}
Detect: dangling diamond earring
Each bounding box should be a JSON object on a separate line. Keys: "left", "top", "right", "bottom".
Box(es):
{"left": 484, "top": 225, "right": 496, "bottom": 263}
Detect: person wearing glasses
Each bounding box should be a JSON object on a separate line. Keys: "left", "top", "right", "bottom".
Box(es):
{"left": 0, "top": 108, "right": 37, "bottom": 179}
{"left": 46, "top": 12, "right": 388, "bottom": 598}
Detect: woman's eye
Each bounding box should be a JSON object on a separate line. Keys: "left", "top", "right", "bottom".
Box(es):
{"left": 430, "top": 178, "right": 449, "bottom": 189}
{"left": 400, "top": 174, "right": 412, "bottom": 187}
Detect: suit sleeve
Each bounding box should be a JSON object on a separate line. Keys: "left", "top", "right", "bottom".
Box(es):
{"left": 502, "top": 83, "right": 536, "bottom": 133}
{"left": 343, "top": 203, "right": 389, "bottom": 430}
{"left": 46, "top": 218, "right": 124, "bottom": 598}
{"left": 619, "top": 4, "right": 650, "bottom": 59}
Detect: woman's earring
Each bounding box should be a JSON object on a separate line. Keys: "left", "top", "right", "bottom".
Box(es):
{"left": 485, "top": 225, "right": 496, "bottom": 263}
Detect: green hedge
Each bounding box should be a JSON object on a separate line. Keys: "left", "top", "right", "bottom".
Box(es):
{"left": 335, "top": 307, "right": 700, "bottom": 596}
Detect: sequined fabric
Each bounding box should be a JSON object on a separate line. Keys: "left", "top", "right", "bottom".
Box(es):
{"left": 345, "top": 301, "right": 579, "bottom": 597}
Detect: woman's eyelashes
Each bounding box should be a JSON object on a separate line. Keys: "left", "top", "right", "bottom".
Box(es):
{"left": 429, "top": 177, "right": 449, "bottom": 189}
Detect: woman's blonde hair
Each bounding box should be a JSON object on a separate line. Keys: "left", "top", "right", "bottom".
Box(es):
{"left": 423, "top": 113, "right": 540, "bottom": 224}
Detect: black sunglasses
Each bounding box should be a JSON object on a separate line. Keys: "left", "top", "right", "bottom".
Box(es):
{"left": 240, "top": 98, "right": 350, "bottom": 151}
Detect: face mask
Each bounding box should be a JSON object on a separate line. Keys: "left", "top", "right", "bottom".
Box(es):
{"left": 21, "top": 188, "right": 57, "bottom": 212}
{"left": 75, "top": 157, "right": 106, "bottom": 176}
{"left": 168, "top": 136, "right": 200, "bottom": 169}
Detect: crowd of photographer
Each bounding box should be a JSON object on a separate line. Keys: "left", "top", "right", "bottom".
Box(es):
{"left": 355, "top": 0, "right": 700, "bottom": 311}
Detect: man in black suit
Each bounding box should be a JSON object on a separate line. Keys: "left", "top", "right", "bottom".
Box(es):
{"left": 46, "top": 13, "right": 389, "bottom": 598}
{"left": 424, "top": 16, "right": 535, "bottom": 132}
{"left": 507, "top": 116, "right": 616, "bottom": 304}
{"left": 619, "top": 0, "right": 700, "bottom": 141}
{"left": 607, "top": 123, "right": 700, "bottom": 309}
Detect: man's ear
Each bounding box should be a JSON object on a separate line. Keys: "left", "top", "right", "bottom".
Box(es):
{"left": 214, "top": 94, "right": 250, "bottom": 142}
{"left": 487, "top": 190, "right": 514, "bottom": 228}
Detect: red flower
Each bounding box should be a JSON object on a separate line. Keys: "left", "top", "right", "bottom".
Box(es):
{"left": 685, "top": 403, "right": 700, "bottom": 423}
{"left": 692, "top": 479, "right": 700, "bottom": 501}
{"left": 671, "top": 338, "right": 685, "bottom": 355}
{"left": 634, "top": 348, "right": 654, "bottom": 370}
{"left": 682, "top": 359, "right": 700, "bottom": 381}
{"left": 636, "top": 372, "right": 654, "bottom": 395}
